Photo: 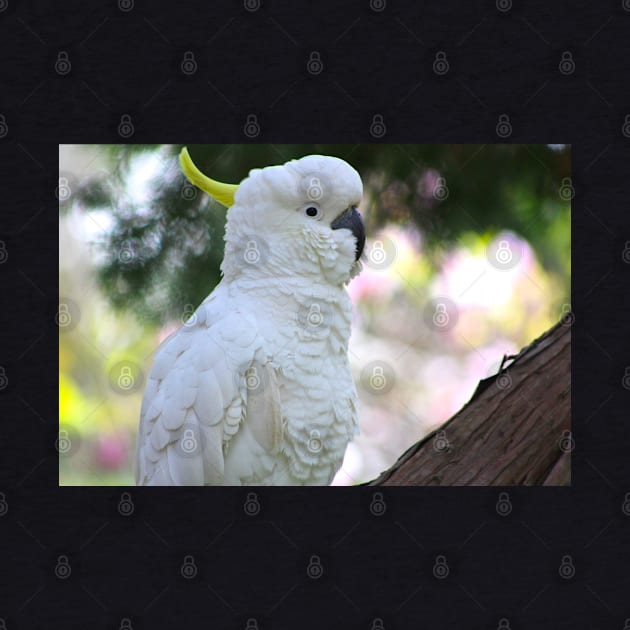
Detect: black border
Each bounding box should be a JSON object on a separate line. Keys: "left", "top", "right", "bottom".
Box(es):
{"left": 2, "top": 1, "right": 630, "bottom": 628}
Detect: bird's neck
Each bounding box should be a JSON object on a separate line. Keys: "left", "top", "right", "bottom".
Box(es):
{"left": 229, "top": 271, "right": 350, "bottom": 302}
{"left": 225, "top": 274, "right": 354, "bottom": 356}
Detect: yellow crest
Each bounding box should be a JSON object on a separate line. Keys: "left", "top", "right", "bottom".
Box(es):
{"left": 179, "top": 147, "right": 239, "bottom": 207}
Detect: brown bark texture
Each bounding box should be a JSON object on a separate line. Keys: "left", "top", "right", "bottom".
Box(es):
{"left": 369, "top": 319, "right": 572, "bottom": 486}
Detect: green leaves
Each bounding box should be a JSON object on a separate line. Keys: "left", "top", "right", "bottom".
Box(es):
{"left": 74, "top": 144, "right": 570, "bottom": 325}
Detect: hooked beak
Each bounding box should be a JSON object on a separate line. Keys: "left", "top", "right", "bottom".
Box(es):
{"left": 179, "top": 147, "right": 239, "bottom": 207}
{"left": 331, "top": 206, "right": 365, "bottom": 261}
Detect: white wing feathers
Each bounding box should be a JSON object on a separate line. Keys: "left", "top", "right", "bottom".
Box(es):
{"left": 135, "top": 293, "right": 283, "bottom": 486}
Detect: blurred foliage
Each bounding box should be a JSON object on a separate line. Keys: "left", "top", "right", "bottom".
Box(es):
{"left": 58, "top": 211, "right": 158, "bottom": 485}
{"left": 69, "top": 144, "right": 570, "bottom": 325}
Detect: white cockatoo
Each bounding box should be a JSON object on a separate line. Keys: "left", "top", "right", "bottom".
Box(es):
{"left": 135, "top": 147, "right": 365, "bottom": 485}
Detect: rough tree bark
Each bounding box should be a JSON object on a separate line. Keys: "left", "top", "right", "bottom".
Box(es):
{"left": 369, "top": 319, "right": 571, "bottom": 486}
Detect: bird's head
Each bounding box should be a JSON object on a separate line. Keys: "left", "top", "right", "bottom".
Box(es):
{"left": 180, "top": 148, "right": 365, "bottom": 286}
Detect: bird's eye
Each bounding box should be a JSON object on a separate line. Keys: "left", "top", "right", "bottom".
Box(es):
{"left": 301, "top": 203, "right": 322, "bottom": 220}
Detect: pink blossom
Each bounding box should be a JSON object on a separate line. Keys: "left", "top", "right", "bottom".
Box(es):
{"left": 94, "top": 433, "right": 129, "bottom": 470}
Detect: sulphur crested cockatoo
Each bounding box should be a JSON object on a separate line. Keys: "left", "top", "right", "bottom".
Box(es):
{"left": 135, "top": 147, "right": 365, "bottom": 485}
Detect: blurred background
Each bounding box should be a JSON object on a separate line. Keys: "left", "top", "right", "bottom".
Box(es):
{"left": 58, "top": 144, "right": 571, "bottom": 485}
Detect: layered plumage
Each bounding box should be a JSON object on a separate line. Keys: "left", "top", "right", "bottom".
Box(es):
{"left": 135, "top": 150, "right": 365, "bottom": 485}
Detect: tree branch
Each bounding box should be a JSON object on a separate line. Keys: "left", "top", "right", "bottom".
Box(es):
{"left": 369, "top": 320, "right": 571, "bottom": 486}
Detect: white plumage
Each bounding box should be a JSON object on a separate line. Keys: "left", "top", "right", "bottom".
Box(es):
{"left": 135, "top": 150, "right": 365, "bottom": 485}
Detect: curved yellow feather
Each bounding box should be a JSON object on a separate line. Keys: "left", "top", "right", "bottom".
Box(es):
{"left": 179, "top": 147, "right": 239, "bottom": 207}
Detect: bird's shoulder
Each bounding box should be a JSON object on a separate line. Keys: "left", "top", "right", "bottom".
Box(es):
{"left": 135, "top": 285, "right": 270, "bottom": 482}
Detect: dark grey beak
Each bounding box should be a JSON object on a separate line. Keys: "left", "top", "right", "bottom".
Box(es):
{"left": 331, "top": 206, "right": 365, "bottom": 261}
